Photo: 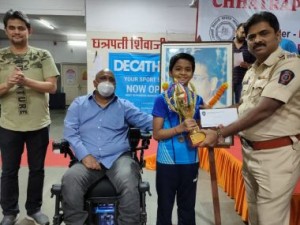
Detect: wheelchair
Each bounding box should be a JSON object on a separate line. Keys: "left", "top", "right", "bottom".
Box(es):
{"left": 50, "top": 128, "right": 152, "bottom": 225}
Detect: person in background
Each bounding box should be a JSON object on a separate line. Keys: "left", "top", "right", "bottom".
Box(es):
{"left": 192, "top": 61, "right": 218, "bottom": 103}
{"left": 61, "top": 68, "right": 152, "bottom": 225}
{"left": 233, "top": 23, "right": 256, "bottom": 104}
{"left": 152, "top": 53, "right": 208, "bottom": 225}
{"left": 199, "top": 11, "right": 300, "bottom": 225}
{"left": 280, "top": 38, "right": 298, "bottom": 54}
{"left": 0, "top": 9, "right": 59, "bottom": 225}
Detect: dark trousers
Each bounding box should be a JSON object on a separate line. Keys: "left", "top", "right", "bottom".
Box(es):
{"left": 156, "top": 162, "right": 199, "bottom": 225}
{"left": 0, "top": 126, "right": 49, "bottom": 216}
{"left": 233, "top": 82, "right": 243, "bottom": 104}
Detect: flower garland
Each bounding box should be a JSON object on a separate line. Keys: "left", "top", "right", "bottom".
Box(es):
{"left": 208, "top": 82, "right": 228, "bottom": 107}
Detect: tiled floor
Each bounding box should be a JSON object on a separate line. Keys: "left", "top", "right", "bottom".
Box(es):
{"left": 2, "top": 109, "right": 246, "bottom": 225}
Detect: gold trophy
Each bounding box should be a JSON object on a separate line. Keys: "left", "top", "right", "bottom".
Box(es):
{"left": 164, "top": 79, "right": 206, "bottom": 147}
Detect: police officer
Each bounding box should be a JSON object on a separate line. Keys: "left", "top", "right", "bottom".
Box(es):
{"left": 199, "top": 11, "right": 300, "bottom": 225}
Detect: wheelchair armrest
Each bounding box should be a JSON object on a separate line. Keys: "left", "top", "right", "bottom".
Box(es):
{"left": 128, "top": 128, "right": 152, "bottom": 152}
{"left": 51, "top": 184, "right": 62, "bottom": 196}
{"left": 52, "top": 139, "right": 78, "bottom": 167}
{"left": 128, "top": 128, "right": 141, "bottom": 149}
{"left": 128, "top": 128, "right": 152, "bottom": 170}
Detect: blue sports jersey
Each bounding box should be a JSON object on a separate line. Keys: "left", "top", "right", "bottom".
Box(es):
{"left": 152, "top": 92, "right": 204, "bottom": 164}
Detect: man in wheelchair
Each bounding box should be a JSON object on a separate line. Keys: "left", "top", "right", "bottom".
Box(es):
{"left": 61, "top": 69, "right": 152, "bottom": 225}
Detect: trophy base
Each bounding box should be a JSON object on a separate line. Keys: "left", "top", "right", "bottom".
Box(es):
{"left": 189, "top": 132, "right": 206, "bottom": 147}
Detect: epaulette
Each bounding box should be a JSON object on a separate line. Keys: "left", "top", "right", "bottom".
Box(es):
{"left": 279, "top": 52, "right": 299, "bottom": 60}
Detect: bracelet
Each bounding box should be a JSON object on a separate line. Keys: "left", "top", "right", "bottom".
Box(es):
{"left": 174, "top": 126, "right": 179, "bottom": 135}
{"left": 216, "top": 127, "right": 224, "bottom": 139}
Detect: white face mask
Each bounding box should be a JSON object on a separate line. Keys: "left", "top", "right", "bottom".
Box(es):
{"left": 97, "top": 81, "right": 115, "bottom": 97}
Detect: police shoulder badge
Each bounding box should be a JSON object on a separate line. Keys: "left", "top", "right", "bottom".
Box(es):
{"left": 278, "top": 70, "right": 294, "bottom": 85}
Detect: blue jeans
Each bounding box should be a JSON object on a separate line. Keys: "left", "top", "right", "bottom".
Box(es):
{"left": 61, "top": 153, "right": 141, "bottom": 225}
{"left": 0, "top": 126, "right": 49, "bottom": 216}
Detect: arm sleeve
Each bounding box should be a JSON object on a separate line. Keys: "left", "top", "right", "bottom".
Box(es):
{"left": 262, "top": 58, "right": 300, "bottom": 103}
{"left": 63, "top": 98, "right": 90, "bottom": 161}
{"left": 123, "top": 100, "right": 153, "bottom": 131}
{"left": 41, "top": 49, "right": 60, "bottom": 79}
{"left": 152, "top": 94, "right": 169, "bottom": 118}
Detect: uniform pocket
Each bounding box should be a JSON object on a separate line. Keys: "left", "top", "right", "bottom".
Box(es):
{"left": 250, "top": 79, "right": 268, "bottom": 104}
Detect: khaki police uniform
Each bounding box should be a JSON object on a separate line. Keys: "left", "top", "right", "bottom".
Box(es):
{"left": 238, "top": 47, "right": 300, "bottom": 225}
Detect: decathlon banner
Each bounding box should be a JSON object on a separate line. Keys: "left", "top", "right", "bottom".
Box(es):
{"left": 197, "top": 1, "right": 300, "bottom": 51}
{"left": 109, "top": 52, "right": 160, "bottom": 114}
{"left": 86, "top": 32, "right": 194, "bottom": 114}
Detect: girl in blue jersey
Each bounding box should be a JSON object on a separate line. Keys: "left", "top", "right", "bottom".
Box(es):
{"left": 152, "top": 53, "right": 208, "bottom": 225}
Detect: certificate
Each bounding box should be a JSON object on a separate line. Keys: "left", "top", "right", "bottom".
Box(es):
{"left": 200, "top": 108, "right": 238, "bottom": 128}
{"left": 200, "top": 108, "right": 238, "bottom": 146}
{"left": 234, "top": 52, "right": 244, "bottom": 67}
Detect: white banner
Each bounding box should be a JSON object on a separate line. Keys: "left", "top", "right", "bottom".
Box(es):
{"left": 197, "top": 1, "right": 300, "bottom": 51}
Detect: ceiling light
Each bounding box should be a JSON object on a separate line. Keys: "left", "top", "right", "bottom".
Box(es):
{"left": 68, "top": 33, "right": 86, "bottom": 37}
{"left": 189, "top": 0, "right": 198, "bottom": 8}
{"left": 38, "top": 19, "right": 55, "bottom": 30}
{"left": 67, "top": 40, "right": 87, "bottom": 47}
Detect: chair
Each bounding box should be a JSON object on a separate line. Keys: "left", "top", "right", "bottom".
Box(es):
{"left": 50, "top": 128, "right": 152, "bottom": 225}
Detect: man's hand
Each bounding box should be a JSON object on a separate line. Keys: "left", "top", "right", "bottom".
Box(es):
{"left": 240, "top": 61, "right": 250, "bottom": 69}
{"left": 6, "top": 67, "right": 25, "bottom": 87}
{"left": 198, "top": 129, "right": 219, "bottom": 147}
{"left": 14, "top": 67, "right": 26, "bottom": 86}
{"left": 82, "top": 155, "right": 101, "bottom": 170}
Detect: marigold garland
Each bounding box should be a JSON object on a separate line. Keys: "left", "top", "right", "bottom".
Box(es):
{"left": 208, "top": 82, "right": 228, "bottom": 107}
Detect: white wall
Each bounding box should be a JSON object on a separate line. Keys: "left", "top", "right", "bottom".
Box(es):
{"left": 0, "top": 0, "right": 87, "bottom": 63}
{"left": 86, "top": 0, "right": 196, "bottom": 34}
{"left": 0, "top": 0, "right": 85, "bottom": 15}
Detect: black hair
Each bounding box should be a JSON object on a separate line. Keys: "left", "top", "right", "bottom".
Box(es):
{"left": 236, "top": 23, "right": 245, "bottom": 30}
{"left": 169, "top": 53, "right": 195, "bottom": 72}
{"left": 3, "top": 9, "right": 31, "bottom": 29}
{"left": 244, "top": 11, "right": 279, "bottom": 36}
